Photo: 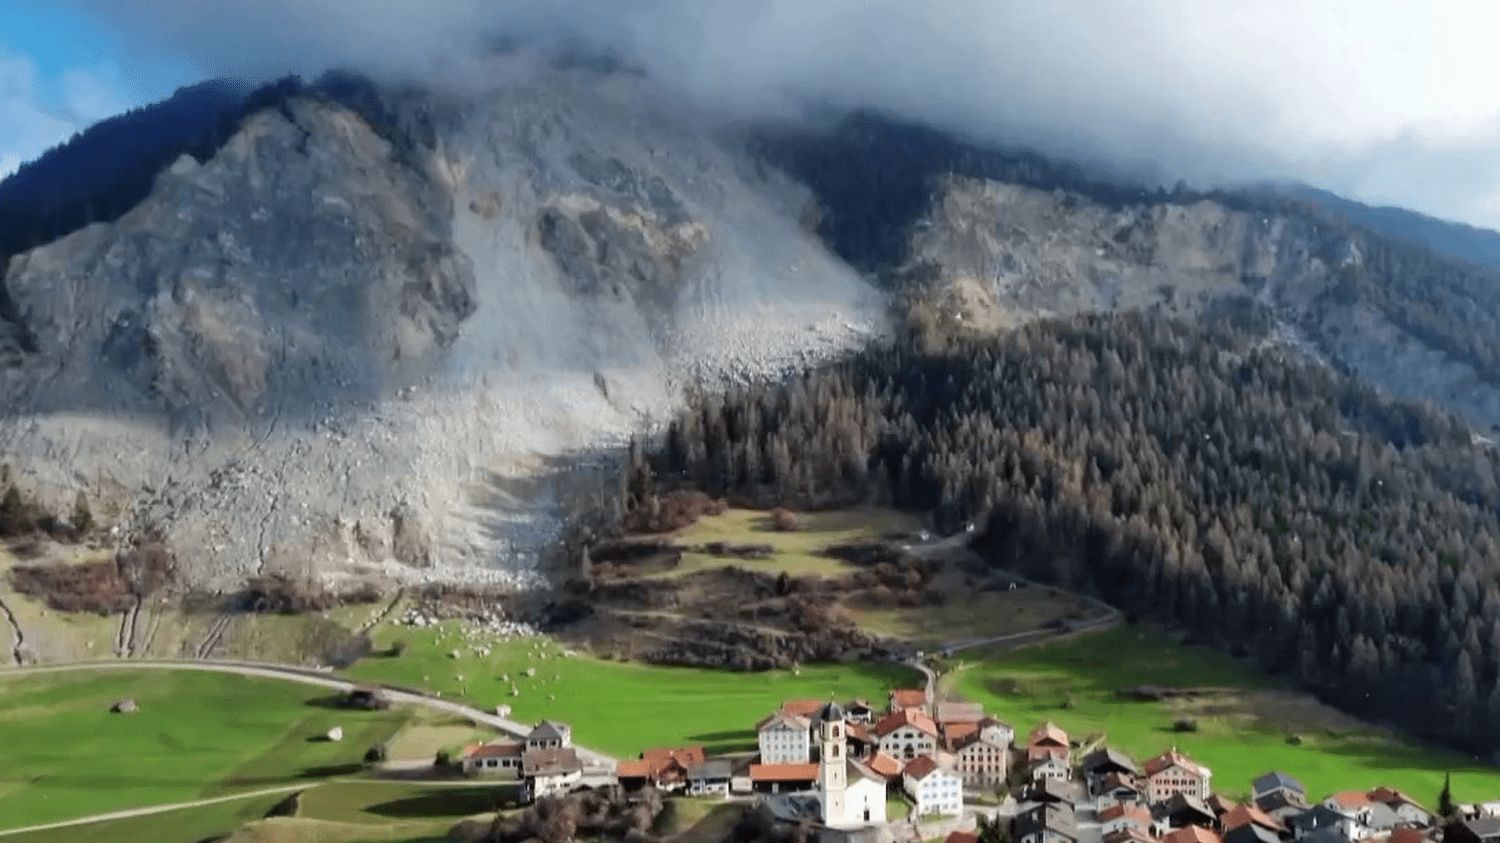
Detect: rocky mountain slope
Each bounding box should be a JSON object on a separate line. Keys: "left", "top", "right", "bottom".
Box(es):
{"left": 4, "top": 69, "right": 1500, "bottom": 592}
{"left": 0, "top": 63, "right": 882, "bottom": 589}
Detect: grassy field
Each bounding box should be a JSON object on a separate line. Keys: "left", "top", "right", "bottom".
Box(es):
{"left": 345, "top": 628, "right": 918, "bottom": 756}
{"left": 0, "top": 670, "right": 410, "bottom": 830}
{"left": 295, "top": 780, "right": 517, "bottom": 823}
{"left": 5, "top": 791, "right": 290, "bottom": 843}
{"left": 947, "top": 625, "right": 1500, "bottom": 802}
{"left": 647, "top": 507, "right": 922, "bottom": 579}
{"left": 850, "top": 581, "right": 1095, "bottom": 647}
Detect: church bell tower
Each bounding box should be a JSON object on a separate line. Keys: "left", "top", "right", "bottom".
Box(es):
{"left": 818, "top": 701, "right": 848, "bottom": 825}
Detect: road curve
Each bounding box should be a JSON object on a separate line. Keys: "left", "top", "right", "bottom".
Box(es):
{"left": 0, "top": 658, "right": 617, "bottom": 769}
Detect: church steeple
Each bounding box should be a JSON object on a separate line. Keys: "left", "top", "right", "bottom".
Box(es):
{"left": 818, "top": 700, "right": 848, "bottom": 825}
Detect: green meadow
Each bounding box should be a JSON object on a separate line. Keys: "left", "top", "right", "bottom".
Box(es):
{"left": 344, "top": 626, "right": 918, "bottom": 757}
{"left": 0, "top": 669, "right": 408, "bottom": 831}
{"left": 948, "top": 625, "right": 1500, "bottom": 802}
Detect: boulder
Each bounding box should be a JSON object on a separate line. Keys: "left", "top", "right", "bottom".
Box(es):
{"left": 110, "top": 698, "right": 138, "bottom": 714}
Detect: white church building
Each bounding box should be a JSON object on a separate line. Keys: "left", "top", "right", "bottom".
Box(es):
{"left": 815, "top": 702, "right": 888, "bottom": 829}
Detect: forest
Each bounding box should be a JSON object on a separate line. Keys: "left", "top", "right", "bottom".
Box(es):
{"left": 629, "top": 304, "right": 1500, "bottom": 753}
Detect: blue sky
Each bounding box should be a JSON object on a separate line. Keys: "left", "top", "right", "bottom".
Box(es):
{"left": 0, "top": 3, "right": 191, "bottom": 175}
{"left": 3, "top": 1, "right": 1500, "bottom": 233}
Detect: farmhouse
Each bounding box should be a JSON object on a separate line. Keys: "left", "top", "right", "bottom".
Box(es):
{"left": 687, "top": 760, "right": 734, "bottom": 797}
{"left": 903, "top": 754, "right": 963, "bottom": 817}
{"left": 949, "top": 727, "right": 1010, "bottom": 786}
{"left": 758, "top": 710, "right": 814, "bottom": 764}
{"left": 1097, "top": 772, "right": 1145, "bottom": 808}
{"left": 1144, "top": 749, "right": 1212, "bottom": 803}
{"left": 1100, "top": 803, "right": 1155, "bottom": 837}
{"left": 751, "top": 763, "right": 820, "bottom": 793}
{"left": 617, "top": 746, "right": 706, "bottom": 791}
{"left": 521, "top": 747, "right": 583, "bottom": 800}
{"left": 890, "top": 688, "right": 929, "bottom": 714}
{"left": 1367, "top": 788, "right": 1433, "bottom": 827}
{"left": 526, "top": 720, "right": 572, "bottom": 751}
{"left": 460, "top": 740, "right": 523, "bottom": 775}
{"left": 848, "top": 699, "right": 877, "bottom": 724}
{"left": 874, "top": 708, "right": 940, "bottom": 759}
{"left": 1028, "top": 722, "right": 1071, "bottom": 764}
{"left": 1083, "top": 747, "right": 1140, "bottom": 787}
{"left": 1030, "top": 754, "right": 1073, "bottom": 783}
{"left": 1016, "top": 803, "right": 1080, "bottom": 843}
{"left": 1159, "top": 794, "right": 1217, "bottom": 830}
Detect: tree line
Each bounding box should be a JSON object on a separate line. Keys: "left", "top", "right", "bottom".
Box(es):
{"left": 630, "top": 305, "right": 1500, "bottom": 753}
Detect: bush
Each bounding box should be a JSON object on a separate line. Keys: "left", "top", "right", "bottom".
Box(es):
{"left": 771, "top": 508, "right": 799, "bottom": 532}
{"left": 435, "top": 749, "right": 453, "bottom": 769}
{"left": 364, "top": 743, "right": 388, "bottom": 764}
{"left": 1173, "top": 717, "right": 1199, "bottom": 733}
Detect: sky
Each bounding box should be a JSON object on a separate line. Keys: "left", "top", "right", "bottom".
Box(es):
{"left": 4, "top": 1, "right": 1500, "bottom": 231}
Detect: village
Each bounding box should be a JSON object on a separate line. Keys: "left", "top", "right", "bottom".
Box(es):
{"left": 453, "top": 685, "right": 1500, "bottom": 843}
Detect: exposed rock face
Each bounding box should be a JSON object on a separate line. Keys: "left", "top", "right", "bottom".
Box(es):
{"left": 0, "top": 64, "right": 884, "bottom": 589}
{"left": 904, "top": 177, "right": 1500, "bottom": 430}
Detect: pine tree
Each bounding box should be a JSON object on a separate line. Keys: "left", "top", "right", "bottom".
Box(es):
{"left": 1439, "top": 771, "right": 1456, "bottom": 818}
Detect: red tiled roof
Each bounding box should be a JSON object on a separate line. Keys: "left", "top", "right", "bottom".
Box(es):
{"left": 904, "top": 754, "right": 948, "bottom": 780}
{"left": 867, "top": 752, "right": 903, "bottom": 779}
{"left": 1388, "top": 828, "right": 1428, "bottom": 843}
{"left": 1028, "top": 745, "right": 1070, "bottom": 763}
{"left": 619, "top": 746, "right": 704, "bottom": 782}
{"left": 1327, "top": 790, "right": 1373, "bottom": 810}
{"left": 617, "top": 759, "right": 652, "bottom": 778}
{"left": 1163, "top": 826, "right": 1220, "bottom": 843}
{"left": 1100, "top": 805, "right": 1153, "bottom": 826}
{"left": 1029, "top": 721, "right": 1069, "bottom": 747}
{"left": 463, "top": 741, "right": 523, "bottom": 759}
{"left": 943, "top": 722, "right": 980, "bottom": 747}
{"left": 1369, "top": 787, "right": 1427, "bottom": 811}
{"left": 1145, "top": 749, "right": 1208, "bottom": 779}
{"left": 847, "top": 723, "right": 872, "bottom": 743}
{"left": 934, "top": 702, "right": 985, "bottom": 724}
{"left": 750, "top": 763, "right": 819, "bottom": 782}
{"left": 875, "top": 708, "right": 940, "bottom": 738}
{"left": 946, "top": 832, "right": 980, "bottom": 843}
{"left": 781, "top": 699, "right": 826, "bottom": 718}
{"left": 757, "top": 710, "right": 812, "bottom": 731}
{"left": 891, "top": 688, "right": 928, "bottom": 709}
{"left": 1222, "top": 805, "right": 1285, "bottom": 833}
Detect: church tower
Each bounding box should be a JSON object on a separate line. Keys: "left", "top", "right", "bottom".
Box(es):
{"left": 817, "top": 701, "right": 848, "bottom": 826}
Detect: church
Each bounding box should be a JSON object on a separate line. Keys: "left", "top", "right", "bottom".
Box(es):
{"left": 816, "top": 702, "right": 889, "bottom": 828}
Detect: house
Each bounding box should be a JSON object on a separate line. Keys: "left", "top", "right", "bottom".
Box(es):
{"left": 750, "top": 763, "right": 820, "bottom": 793}
{"left": 461, "top": 740, "right": 523, "bottom": 775}
{"left": 1105, "top": 828, "right": 1161, "bottom": 843}
{"left": 1367, "top": 788, "right": 1433, "bottom": 827}
{"left": 874, "top": 708, "right": 940, "bottom": 760}
{"left": 1387, "top": 828, "right": 1430, "bottom": 843}
{"left": 1221, "top": 805, "right": 1287, "bottom": 838}
{"left": 1015, "top": 803, "right": 1080, "bottom": 843}
{"left": 1028, "top": 722, "right": 1071, "bottom": 764}
{"left": 1255, "top": 790, "right": 1310, "bottom": 824}
{"left": 848, "top": 699, "right": 877, "bottom": 724}
{"left": 865, "top": 752, "right": 904, "bottom": 783}
{"left": 1159, "top": 794, "right": 1217, "bottom": 830}
{"left": 1208, "top": 796, "right": 1238, "bottom": 818}
{"left": 1450, "top": 817, "right": 1500, "bottom": 843}
{"left": 1144, "top": 749, "right": 1212, "bottom": 804}
{"left": 1030, "top": 754, "right": 1073, "bottom": 783}
{"left": 949, "top": 728, "right": 1010, "bottom": 787}
{"left": 1101, "top": 804, "right": 1156, "bottom": 837}
{"left": 526, "top": 721, "right": 572, "bottom": 751}
{"left": 782, "top": 699, "right": 829, "bottom": 719}
{"left": 687, "top": 760, "right": 734, "bottom": 797}
{"left": 1291, "top": 805, "right": 1371, "bottom": 841}
{"left": 1253, "top": 773, "right": 1306, "bottom": 803}
{"left": 758, "top": 710, "right": 814, "bottom": 764}
{"left": 1029, "top": 777, "right": 1082, "bottom": 807}
{"left": 948, "top": 832, "right": 981, "bottom": 843}
{"left": 1083, "top": 748, "right": 1141, "bottom": 789}
{"left": 617, "top": 746, "right": 706, "bottom": 791}
{"left": 1317, "top": 793, "right": 1401, "bottom": 835}
{"left": 1097, "top": 772, "right": 1145, "bottom": 808}
{"left": 890, "top": 688, "right": 929, "bottom": 714}
{"left": 815, "top": 701, "right": 888, "bottom": 829}
{"left": 521, "top": 747, "right": 583, "bottom": 800}
{"left": 1163, "top": 826, "right": 1221, "bottom": 843}
{"left": 903, "top": 754, "right": 964, "bottom": 816}
{"left": 1224, "top": 825, "right": 1280, "bottom": 843}
{"left": 846, "top": 722, "right": 878, "bottom": 758}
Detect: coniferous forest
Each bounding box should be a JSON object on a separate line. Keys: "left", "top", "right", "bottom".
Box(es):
{"left": 632, "top": 305, "right": 1500, "bottom": 753}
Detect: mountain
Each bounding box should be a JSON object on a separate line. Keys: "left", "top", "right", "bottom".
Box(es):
{"left": 4, "top": 62, "right": 1500, "bottom": 590}
{"left": 1263, "top": 183, "right": 1500, "bottom": 272}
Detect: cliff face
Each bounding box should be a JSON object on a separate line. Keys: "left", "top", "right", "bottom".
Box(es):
{"left": 0, "top": 66, "right": 883, "bottom": 588}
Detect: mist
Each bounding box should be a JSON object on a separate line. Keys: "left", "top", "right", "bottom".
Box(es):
{"left": 67, "top": 0, "right": 1500, "bottom": 229}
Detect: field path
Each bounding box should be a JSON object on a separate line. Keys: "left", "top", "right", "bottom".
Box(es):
{"left": 0, "top": 783, "right": 307, "bottom": 839}
{"left": 0, "top": 658, "right": 619, "bottom": 770}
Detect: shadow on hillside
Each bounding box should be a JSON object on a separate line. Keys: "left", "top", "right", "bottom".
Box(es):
{"left": 364, "top": 788, "right": 502, "bottom": 818}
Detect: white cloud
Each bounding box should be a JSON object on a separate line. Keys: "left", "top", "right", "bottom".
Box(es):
{"left": 59, "top": 0, "right": 1500, "bottom": 229}
{"left": 0, "top": 47, "right": 127, "bottom": 179}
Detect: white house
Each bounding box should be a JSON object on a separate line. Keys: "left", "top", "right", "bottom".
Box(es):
{"left": 951, "top": 732, "right": 1010, "bottom": 787}
{"left": 526, "top": 721, "right": 572, "bottom": 751}
{"left": 1030, "top": 755, "right": 1072, "bottom": 783}
{"left": 522, "top": 748, "right": 583, "bottom": 800}
{"left": 1144, "top": 749, "right": 1211, "bottom": 804}
{"left": 816, "top": 702, "right": 889, "bottom": 828}
{"left": 903, "top": 754, "right": 964, "bottom": 817}
{"left": 758, "top": 710, "right": 814, "bottom": 764}
{"left": 875, "top": 709, "right": 940, "bottom": 760}
{"left": 461, "top": 740, "right": 524, "bottom": 776}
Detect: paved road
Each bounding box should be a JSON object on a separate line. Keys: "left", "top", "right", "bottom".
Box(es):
{"left": 1, "top": 659, "right": 617, "bottom": 770}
